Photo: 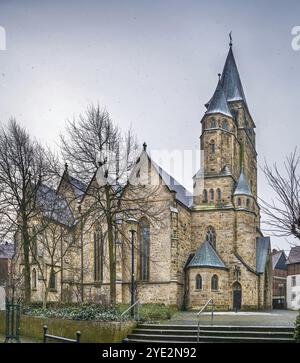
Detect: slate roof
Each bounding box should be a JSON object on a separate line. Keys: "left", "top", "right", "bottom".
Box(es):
{"left": 256, "top": 237, "right": 271, "bottom": 273}
{"left": 234, "top": 167, "right": 252, "bottom": 196}
{"left": 205, "top": 80, "right": 233, "bottom": 118}
{"left": 152, "top": 160, "right": 193, "bottom": 208}
{"left": 220, "top": 47, "right": 247, "bottom": 104}
{"left": 271, "top": 250, "right": 287, "bottom": 270}
{"left": 188, "top": 240, "right": 226, "bottom": 269}
{"left": 287, "top": 246, "right": 300, "bottom": 264}
{"left": 205, "top": 46, "right": 247, "bottom": 111}
{"left": 68, "top": 175, "right": 88, "bottom": 200}
{"left": 37, "top": 184, "right": 75, "bottom": 227}
{"left": 0, "top": 243, "right": 14, "bottom": 259}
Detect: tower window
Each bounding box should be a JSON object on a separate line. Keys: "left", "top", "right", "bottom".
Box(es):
{"left": 222, "top": 119, "right": 228, "bottom": 130}
{"left": 203, "top": 189, "right": 208, "bottom": 203}
{"left": 237, "top": 198, "right": 242, "bottom": 206}
{"left": 211, "top": 274, "right": 219, "bottom": 291}
{"left": 210, "top": 119, "right": 216, "bottom": 128}
{"left": 205, "top": 226, "right": 216, "bottom": 249}
{"left": 246, "top": 198, "right": 250, "bottom": 208}
{"left": 217, "top": 188, "right": 221, "bottom": 201}
{"left": 209, "top": 140, "right": 215, "bottom": 154}
{"left": 196, "top": 274, "right": 202, "bottom": 290}
{"left": 209, "top": 189, "right": 214, "bottom": 201}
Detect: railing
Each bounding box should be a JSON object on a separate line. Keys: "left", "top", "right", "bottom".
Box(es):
{"left": 196, "top": 298, "right": 214, "bottom": 343}
{"left": 43, "top": 325, "right": 81, "bottom": 343}
{"left": 120, "top": 300, "right": 140, "bottom": 323}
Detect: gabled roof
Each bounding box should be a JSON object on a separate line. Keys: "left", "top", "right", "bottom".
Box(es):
{"left": 37, "top": 184, "right": 75, "bottom": 227}
{"left": 205, "top": 80, "right": 233, "bottom": 118}
{"left": 219, "top": 165, "right": 231, "bottom": 176}
{"left": 272, "top": 250, "right": 288, "bottom": 270}
{"left": 0, "top": 243, "right": 14, "bottom": 259}
{"left": 287, "top": 246, "right": 300, "bottom": 264}
{"left": 151, "top": 159, "right": 193, "bottom": 208}
{"left": 188, "top": 240, "right": 226, "bottom": 269}
{"left": 234, "top": 167, "right": 252, "bottom": 196}
{"left": 220, "top": 46, "right": 247, "bottom": 105}
{"left": 256, "top": 237, "right": 271, "bottom": 273}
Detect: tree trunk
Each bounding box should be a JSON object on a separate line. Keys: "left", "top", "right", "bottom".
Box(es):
{"left": 22, "top": 217, "right": 31, "bottom": 304}
{"left": 105, "top": 187, "right": 116, "bottom": 307}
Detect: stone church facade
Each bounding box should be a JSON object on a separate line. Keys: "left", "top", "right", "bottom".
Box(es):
{"left": 13, "top": 42, "right": 272, "bottom": 310}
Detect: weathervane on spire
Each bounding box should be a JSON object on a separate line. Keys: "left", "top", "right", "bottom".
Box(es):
{"left": 229, "top": 31, "right": 233, "bottom": 47}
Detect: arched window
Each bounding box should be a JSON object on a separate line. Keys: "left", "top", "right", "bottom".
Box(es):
{"left": 206, "top": 226, "right": 216, "bottom": 249}
{"left": 94, "top": 229, "right": 104, "bottom": 282}
{"left": 49, "top": 270, "right": 56, "bottom": 290}
{"left": 209, "top": 189, "right": 214, "bottom": 201}
{"left": 210, "top": 119, "right": 216, "bottom": 128}
{"left": 246, "top": 198, "right": 250, "bottom": 208}
{"left": 217, "top": 188, "right": 221, "bottom": 201}
{"left": 139, "top": 218, "right": 150, "bottom": 281}
{"left": 196, "top": 274, "right": 202, "bottom": 290}
{"left": 32, "top": 268, "right": 37, "bottom": 289}
{"left": 211, "top": 274, "right": 219, "bottom": 291}
{"left": 222, "top": 119, "right": 228, "bottom": 130}
{"left": 32, "top": 227, "right": 38, "bottom": 258}
{"left": 203, "top": 189, "right": 208, "bottom": 203}
{"left": 237, "top": 197, "right": 242, "bottom": 206}
{"left": 209, "top": 140, "right": 215, "bottom": 154}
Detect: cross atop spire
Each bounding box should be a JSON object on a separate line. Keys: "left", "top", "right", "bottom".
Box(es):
{"left": 229, "top": 31, "right": 233, "bottom": 47}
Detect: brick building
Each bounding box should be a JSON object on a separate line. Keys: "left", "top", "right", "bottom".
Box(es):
{"left": 271, "top": 249, "right": 287, "bottom": 309}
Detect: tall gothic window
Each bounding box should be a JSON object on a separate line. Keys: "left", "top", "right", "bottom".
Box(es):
{"left": 32, "top": 268, "right": 37, "bottom": 289}
{"left": 203, "top": 189, "right": 208, "bottom": 203}
{"left": 217, "top": 188, "right": 221, "bottom": 201}
{"left": 209, "top": 140, "right": 215, "bottom": 154}
{"left": 196, "top": 274, "right": 202, "bottom": 290}
{"left": 209, "top": 189, "right": 214, "bottom": 201}
{"left": 211, "top": 274, "right": 219, "bottom": 291}
{"left": 246, "top": 198, "right": 250, "bottom": 208}
{"left": 139, "top": 218, "right": 150, "bottom": 281}
{"left": 206, "top": 226, "right": 216, "bottom": 249}
{"left": 237, "top": 197, "right": 242, "bottom": 206}
{"left": 94, "top": 230, "right": 104, "bottom": 282}
{"left": 49, "top": 270, "right": 56, "bottom": 290}
{"left": 210, "top": 119, "right": 216, "bottom": 128}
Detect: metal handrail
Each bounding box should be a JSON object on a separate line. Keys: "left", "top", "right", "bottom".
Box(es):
{"left": 120, "top": 300, "right": 140, "bottom": 323}
{"left": 196, "top": 298, "right": 214, "bottom": 343}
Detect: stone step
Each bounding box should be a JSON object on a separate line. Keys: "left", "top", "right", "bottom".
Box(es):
{"left": 132, "top": 328, "right": 294, "bottom": 339}
{"left": 127, "top": 333, "right": 295, "bottom": 343}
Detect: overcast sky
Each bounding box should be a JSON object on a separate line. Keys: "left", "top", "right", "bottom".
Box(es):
{"left": 0, "top": 0, "right": 300, "bottom": 251}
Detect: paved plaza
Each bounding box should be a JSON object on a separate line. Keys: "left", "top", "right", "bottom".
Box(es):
{"left": 168, "top": 310, "right": 298, "bottom": 327}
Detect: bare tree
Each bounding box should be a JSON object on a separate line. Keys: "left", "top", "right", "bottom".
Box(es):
{"left": 0, "top": 119, "right": 58, "bottom": 303}
{"left": 60, "top": 104, "right": 166, "bottom": 306}
{"left": 260, "top": 149, "right": 300, "bottom": 241}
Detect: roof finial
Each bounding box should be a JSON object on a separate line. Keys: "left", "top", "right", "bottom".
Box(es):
{"left": 229, "top": 31, "right": 233, "bottom": 47}
{"left": 143, "top": 142, "right": 147, "bottom": 152}
{"left": 218, "top": 73, "right": 221, "bottom": 81}
{"left": 64, "top": 162, "right": 68, "bottom": 171}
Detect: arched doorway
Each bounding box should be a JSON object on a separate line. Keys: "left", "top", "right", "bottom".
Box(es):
{"left": 233, "top": 282, "right": 242, "bottom": 311}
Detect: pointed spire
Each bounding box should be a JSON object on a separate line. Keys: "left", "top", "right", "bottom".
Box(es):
{"left": 220, "top": 46, "right": 247, "bottom": 104}
{"left": 206, "top": 77, "right": 232, "bottom": 118}
{"left": 234, "top": 166, "right": 252, "bottom": 196}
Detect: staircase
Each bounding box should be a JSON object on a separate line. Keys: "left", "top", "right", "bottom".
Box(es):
{"left": 126, "top": 324, "right": 295, "bottom": 343}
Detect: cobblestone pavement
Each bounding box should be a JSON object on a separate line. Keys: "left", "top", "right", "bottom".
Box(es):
{"left": 167, "top": 310, "right": 298, "bottom": 326}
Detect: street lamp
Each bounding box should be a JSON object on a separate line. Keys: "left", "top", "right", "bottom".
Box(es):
{"left": 127, "top": 217, "right": 138, "bottom": 318}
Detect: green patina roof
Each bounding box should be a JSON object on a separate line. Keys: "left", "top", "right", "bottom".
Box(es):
{"left": 188, "top": 241, "right": 226, "bottom": 269}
